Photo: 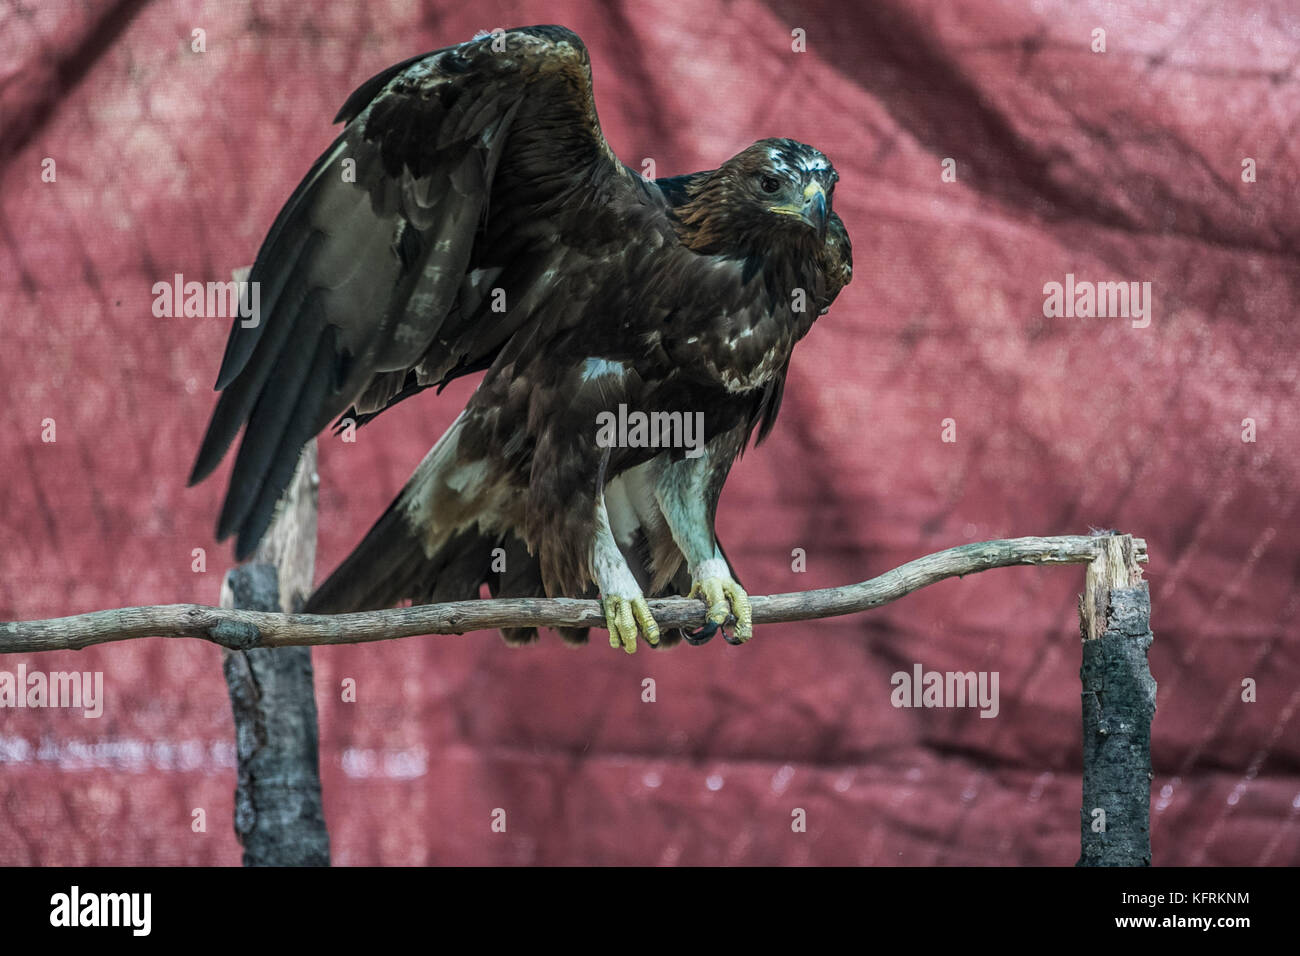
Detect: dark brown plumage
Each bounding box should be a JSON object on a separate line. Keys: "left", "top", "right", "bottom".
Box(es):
{"left": 191, "top": 25, "right": 852, "bottom": 652}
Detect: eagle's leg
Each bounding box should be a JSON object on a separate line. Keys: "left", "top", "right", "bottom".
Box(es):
{"left": 591, "top": 492, "right": 660, "bottom": 654}
{"left": 656, "top": 454, "right": 753, "bottom": 644}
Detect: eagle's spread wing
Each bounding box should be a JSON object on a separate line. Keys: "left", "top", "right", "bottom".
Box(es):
{"left": 190, "top": 26, "right": 644, "bottom": 558}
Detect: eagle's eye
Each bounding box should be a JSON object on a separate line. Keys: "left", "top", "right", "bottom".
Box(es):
{"left": 759, "top": 174, "right": 782, "bottom": 194}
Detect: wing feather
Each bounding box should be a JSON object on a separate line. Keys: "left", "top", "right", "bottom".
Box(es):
{"left": 192, "top": 26, "right": 640, "bottom": 557}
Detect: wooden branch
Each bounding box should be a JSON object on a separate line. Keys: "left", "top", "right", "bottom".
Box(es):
{"left": 1, "top": 534, "right": 1146, "bottom": 654}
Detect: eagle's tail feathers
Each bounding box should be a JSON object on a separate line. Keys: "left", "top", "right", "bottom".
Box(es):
{"left": 304, "top": 437, "right": 588, "bottom": 647}
{"left": 304, "top": 496, "right": 451, "bottom": 615}
{"left": 484, "top": 533, "right": 590, "bottom": 646}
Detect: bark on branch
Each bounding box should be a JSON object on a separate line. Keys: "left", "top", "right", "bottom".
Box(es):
{"left": 1077, "top": 533, "right": 1156, "bottom": 866}
{"left": 2, "top": 534, "right": 1146, "bottom": 654}
{"left": 220, "top": 441, "right": 330, "bottom": 867}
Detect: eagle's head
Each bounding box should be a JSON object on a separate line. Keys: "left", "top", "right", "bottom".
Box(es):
{"left": 672, "top": 138, "right": 840, "bottom": 256}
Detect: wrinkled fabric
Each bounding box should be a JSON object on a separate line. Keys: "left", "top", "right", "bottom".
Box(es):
{"left": 0, "top": 0, "right": 1296, "bottom": 865}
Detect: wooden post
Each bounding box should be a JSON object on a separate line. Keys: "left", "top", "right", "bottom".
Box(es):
{"left": 219, "top": 441, "right": 330, "bottom": 866}
{"left": 1077, "top": 534, "right": 1155, "bottom": 866}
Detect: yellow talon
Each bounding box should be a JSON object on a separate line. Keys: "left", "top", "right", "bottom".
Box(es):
{"left": 602, "top": 594, "right": 660, "bottom": 654}
{"left": 634, "top": 599, "right": 661, "bottom": 647}
{"left": 689, "top": 577, "right": 753, "bottom": 643}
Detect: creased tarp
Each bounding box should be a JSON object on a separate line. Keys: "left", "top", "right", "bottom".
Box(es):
{"left": 0, "top": 0, "right": 1296, "bottom": 865}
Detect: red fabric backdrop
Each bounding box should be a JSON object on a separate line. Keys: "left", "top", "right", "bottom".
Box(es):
{"left": 1, "top": 0, "right": 1297, "bottom": 865}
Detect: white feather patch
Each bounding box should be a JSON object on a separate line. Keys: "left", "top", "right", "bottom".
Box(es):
{"left": 590, "top": 493, "right": 641, "bottom": 598}
{"left": 580, "top": 357, "right": 627, "bottom": 382}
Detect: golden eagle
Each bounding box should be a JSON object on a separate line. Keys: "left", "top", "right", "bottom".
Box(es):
{"left": 191, "top": 25, "right": 852, "bottom": 652}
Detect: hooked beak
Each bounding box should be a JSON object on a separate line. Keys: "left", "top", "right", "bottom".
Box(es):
{"left": 801, "top": 182, "right": 828, "bottom": 239}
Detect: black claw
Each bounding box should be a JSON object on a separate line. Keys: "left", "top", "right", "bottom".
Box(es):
{"left": 719, "top": 613, "right": 741, "bottom": 645}
{"left": 682, "top": 621, "right": 719, "bottom": 645}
